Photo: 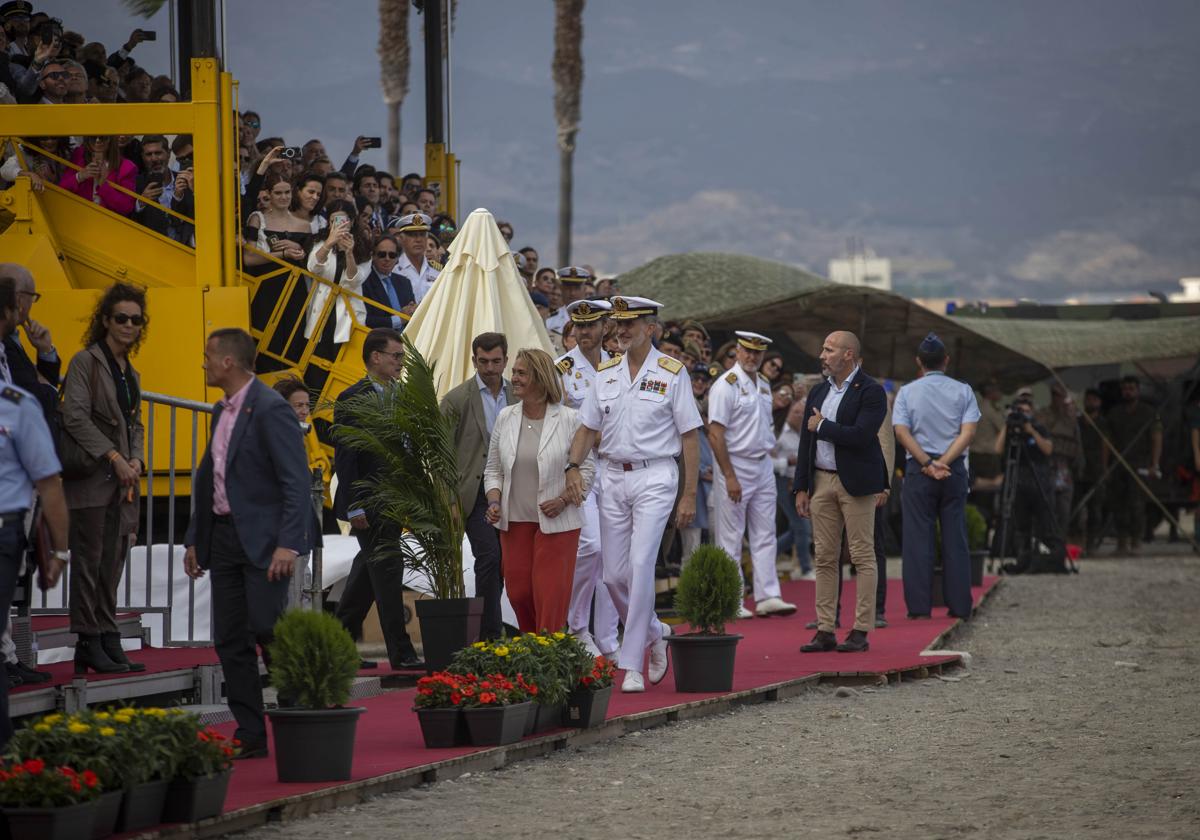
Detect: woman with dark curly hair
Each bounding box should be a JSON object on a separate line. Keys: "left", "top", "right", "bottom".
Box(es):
{"left": 60, "top": 283, "right": 147, "bottom": 674}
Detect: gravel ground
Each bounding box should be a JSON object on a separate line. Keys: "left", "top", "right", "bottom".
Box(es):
{"left": 243, "top": 551, "right": 1200, "bottom": 840}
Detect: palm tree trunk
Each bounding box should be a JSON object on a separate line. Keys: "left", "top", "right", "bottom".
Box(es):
{"left": 379, "top": 0, "right": 411, "bottom": 177}
{"left": 388, "top": 100, "right": 401, "bottom": 174}
{"left": 558, "top": 145, "right": 574, "bottom": 267}
{"left": 553, "top": 0, "right": 585, "bottom": 267}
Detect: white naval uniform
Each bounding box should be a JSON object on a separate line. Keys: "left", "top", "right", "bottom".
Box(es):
{"left": 579, "top": 346, "right": 702, "bottom": 673}
{"left": 397, "top": 252, "right": 440, "bottom": 305}
{"left": 558, "top": 347, "right": 619, "bottom": 654}
{"left": 545, "top": 308, "right": 569, "bottom": 335}
{"left": 707, "top": 363, "right": 782, "bottom": 603}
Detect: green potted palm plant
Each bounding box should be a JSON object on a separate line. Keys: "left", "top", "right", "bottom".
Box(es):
{"left": 334, "top": 338, "right": 478, "bottom": 671}
{"left": 966, "top": 503, "right": 989, "bottom": 586}
{"left": 667, "top": 545, "right": 744, "bottom": 692}
{"left": 266, "top": 609, "right": 363, "bottom": 782}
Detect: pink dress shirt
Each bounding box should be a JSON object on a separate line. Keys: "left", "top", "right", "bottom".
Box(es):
{"left": 212, "top": 379, "right": 254, "bottom": 515}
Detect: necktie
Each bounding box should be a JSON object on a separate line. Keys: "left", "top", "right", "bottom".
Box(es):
{"left": 0, "top": 344, "right": 11, "bottom": 384}
{"left": 380, "top": 273, "right": 401, "bottom": 311}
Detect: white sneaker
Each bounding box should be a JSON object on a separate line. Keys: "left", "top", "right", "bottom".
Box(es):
{"left": 756, "top": 596, "right": 798, "bottom": 617}
{"left": 573, "top": 630, "right": 601, "bottom": 657}
{"left": 648, "top": 624, "right": 672, "bottom": 684}
{"left": 736, "top": 604, "right": 754, "bottom": 619}
{"left": 792, "top": 570, "right": 816, "bottom": 582}
{"left": 621, "top": 670, "right": 645, "bottom": 693}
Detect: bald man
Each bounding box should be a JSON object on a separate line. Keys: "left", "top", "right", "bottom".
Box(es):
{"left": 791, "top": 331, "right": 888, "bottom": 653}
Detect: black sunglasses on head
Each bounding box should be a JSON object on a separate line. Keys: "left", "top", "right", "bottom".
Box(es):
{"left": 111, "top": 313, "right": 145, "bottom": 326}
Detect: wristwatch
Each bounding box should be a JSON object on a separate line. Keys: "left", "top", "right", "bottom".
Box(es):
{"left": 921, "top": 459, "right": 932, "bottom": 469}
{"left": 564, "top": 462, "right": 580, "bottom": 473}
{"left": 52, "top": 549, "right": 70, "bottom": 564}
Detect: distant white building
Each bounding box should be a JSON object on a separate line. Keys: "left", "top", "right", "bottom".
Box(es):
{"left": 828, "top": 248, "right": 892, "bottom": 291}
{"left": 1168, "top": 277, "right": 1200, "bottom": 302}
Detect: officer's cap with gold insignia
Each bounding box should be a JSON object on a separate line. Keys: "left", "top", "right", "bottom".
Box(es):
{"left": 609, "top": 295, "right": 662, "bottom": 321}
{"left": 734, "top": 330, "right": 772, "bottom": 352}
{"left": 394, "top": 212, "right": 431, "bottom": 233}
{"left": 566, "top": 299, "right": 611, "bottom": 323}
{"left": 557, "top": 266, "right": 594, "bottom": 284}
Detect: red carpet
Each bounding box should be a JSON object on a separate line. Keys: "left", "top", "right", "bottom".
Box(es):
{"left": 200, "top": 576, "right": 995, "bottom": 816}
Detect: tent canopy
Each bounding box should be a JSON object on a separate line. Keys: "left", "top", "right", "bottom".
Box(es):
{"left": 619, "top": 253, "right": 1200, "bottom": 386}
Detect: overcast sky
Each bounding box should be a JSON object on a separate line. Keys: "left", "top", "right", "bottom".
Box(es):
{"left": 37, "top": 0, "right": 1200, "bottom": 299}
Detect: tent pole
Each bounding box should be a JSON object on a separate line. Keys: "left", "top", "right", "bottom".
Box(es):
{"left": 859, "top": 294, "right": 869, "bottom": 340}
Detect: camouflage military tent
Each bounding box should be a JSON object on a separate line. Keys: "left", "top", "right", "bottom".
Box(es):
{"left": 619, "top": 253, "right": 1200, "bottom": 386}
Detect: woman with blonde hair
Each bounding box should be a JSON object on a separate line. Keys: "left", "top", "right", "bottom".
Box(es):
{"left": 484, "top": 348, "right": 594, "bottom": 633}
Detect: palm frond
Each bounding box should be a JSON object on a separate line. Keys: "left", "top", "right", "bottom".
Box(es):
{"left": 121, "top": 0, "right": 166, "bottom": 17}
{"left": 333, "top": 338, "right": 466, "bottom": 599}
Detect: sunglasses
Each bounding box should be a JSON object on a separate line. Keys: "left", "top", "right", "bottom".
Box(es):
{"left": 375, "top": 250, "right": 398, "bottom": 259}
{"left": 17, "top": 290, "right": 41, "bottom": 302}
{"left": 111, "top": 313, "right": 145, "bottom": 326}
{"left": 724, "top": 352, "right": 736, "bottom": 360}
{"left": 42, "top": 71, "right": 69, "bottom": 80}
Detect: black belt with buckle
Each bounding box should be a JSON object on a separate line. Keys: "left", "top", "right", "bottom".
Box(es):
{"left": 814, "top": 468, "right": 837, "bottom": 475}
{"left": 0, "top": 510, "right": 26, "bottom": 529}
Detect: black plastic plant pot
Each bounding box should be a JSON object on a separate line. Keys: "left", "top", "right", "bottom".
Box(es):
{"left": 666, "top": 633, "right": 743, "bottom": 693}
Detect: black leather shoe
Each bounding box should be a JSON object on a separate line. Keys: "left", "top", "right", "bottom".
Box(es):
{"left": 9, "top": 661, "right": 51, "bottom": 684}
{"left": 837, "top": 629, "right": 869, "bottom": 653}
{"left": 799, "top": 631, "right": 837, "bottom": 653}
{"left": 234, "top": 741, "right": 269, "bottom": 760}
{"left": 804, "top": 619, "right": 841, "bottom": 630}
{"left": 906, "top": 613, "right": 931, "bottom": 620}
{"left": 874, "top": 615, "right": 889, "bottom": 629}
{"left": 393, "top": 655, "right": 425, "bottom": 670}
{"left": 73, "top": 635, "right": 129, "bottom": 675}
{"left": 358, "top": 659, "right": 379, "bottom": 670}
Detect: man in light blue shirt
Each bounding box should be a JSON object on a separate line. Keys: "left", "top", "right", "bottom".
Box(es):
{"left": 893, "top": 333, "right": 980, "bottom": 620}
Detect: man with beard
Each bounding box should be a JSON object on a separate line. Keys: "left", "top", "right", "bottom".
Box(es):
{"left": 708, "top": 331, "right": 797, "bottom": 619}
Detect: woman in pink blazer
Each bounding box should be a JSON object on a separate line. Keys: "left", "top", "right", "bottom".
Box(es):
{"left": 59, "top": 135, "right": 137, "bottom": 216}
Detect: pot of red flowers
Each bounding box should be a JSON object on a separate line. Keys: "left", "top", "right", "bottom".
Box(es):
{"left": 562, "top": 655, "right": 616, "bottom": 729}
{"left": 0, "top": 759, "right": 101, "bottom": 840}
{"left": 412, "top": 672, "right": 471, "bottom": 748}
{"left": 159, "top": 712, "right": 238, "bottom": 824}
{"left": 459, "top": 673, "right": 537, "bottom": 746}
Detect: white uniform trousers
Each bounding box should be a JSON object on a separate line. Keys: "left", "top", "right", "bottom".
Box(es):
{"left": 599, "top": 458, "right": 675, "bottom": 673}
{"left": 567, "top": 476, "right": 620, "bottom": 653}
{"left": 714, "top": 453, "right": 781, "bottom": 603}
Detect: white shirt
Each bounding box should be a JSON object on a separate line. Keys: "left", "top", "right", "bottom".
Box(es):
{"left": 545, "top": 308, "right": 569, "bottom": 335}
{"left": 706, "top": 362, "right": 774, "bottom": 458}
{"left": 397, "top": 252, "right": 439, "bottom": 304}
{"left": 557, "top": 346, "right": 610, "bottom": 409}
{"left": 579, "top": 346, "right": 702, "bottom": 463}
{"left": 772, "top": 420, "right": 802, "bottom": 478}
{"left": 815, "top": 365, "right": 861, "bottom": 471}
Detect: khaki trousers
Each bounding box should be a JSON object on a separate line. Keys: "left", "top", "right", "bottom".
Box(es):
{"left": 810, "top": 471, "right": 877, "bottom": 633}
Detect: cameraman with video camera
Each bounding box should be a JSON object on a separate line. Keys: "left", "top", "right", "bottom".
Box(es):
{"left": 994, "top": 393, "right": 1067, "bottom": 574}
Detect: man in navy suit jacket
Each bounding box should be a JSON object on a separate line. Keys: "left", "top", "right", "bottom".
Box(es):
{"left": 792, "top": 331, "right": 887, "bottom": 654}
{"left": 184, "top": 328, "right": 312, "bottom": 758}
{"left": 359, "top": 236, "right": 416, "bottom": 330}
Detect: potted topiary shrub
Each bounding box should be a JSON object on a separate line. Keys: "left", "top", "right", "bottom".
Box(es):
{"left": 266, "top": 609, "right": 364, "bottom": 782}
{"left": 335, "top": 338, "right": 479, "bottom": 672}
{"left": 966, "top": 503, "right": 989, "bottom": 587}
{"left": 667, "top": 545, "right": 744, "bottom": 692}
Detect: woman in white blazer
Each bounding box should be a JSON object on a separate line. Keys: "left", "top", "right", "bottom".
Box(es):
{"left": 484, "top": 348, "right": 594, "bottom": 633}
{"left": 305, "top": 199, "right": 366, "bottom": 344}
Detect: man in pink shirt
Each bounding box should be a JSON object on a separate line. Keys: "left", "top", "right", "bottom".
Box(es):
{"left": 184, "top": 329, "right": 311, "bottom": 759}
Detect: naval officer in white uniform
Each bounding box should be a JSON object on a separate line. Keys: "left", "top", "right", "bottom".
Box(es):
{"left": 565, "top": 296, "right": 702, "bottom": 693}
{"left": 708, "top": 331, "right": 797, "bottom": 618}
{"left": 393, "top": 212, "right": 441, "bottom": 305}
{"left": 556, "top": 299, "right": 620, "bottom": 658}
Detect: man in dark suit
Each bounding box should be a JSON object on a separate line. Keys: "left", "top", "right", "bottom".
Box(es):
{"left": 184, "top": 328, "right": 312, "bottom": 759}
{"left": 359, "top": 235, "right": 416, "bottom": 330}
{"left": 332, "top": 327, "right": 421, "bottom": 669}
{"left": 792, "top": 331, "right": 888, "bottom": 654}
{"left": 440, "top": 332, "right": 515, "bottom": 641}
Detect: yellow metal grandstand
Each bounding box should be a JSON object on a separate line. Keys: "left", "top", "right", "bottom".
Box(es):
{"left": 0, "top": 61, "right": 400, "bottom": 495}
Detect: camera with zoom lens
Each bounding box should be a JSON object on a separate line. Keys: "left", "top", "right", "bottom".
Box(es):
{"left": 1005, "top": 403, "right": 1030, "bottom": 433}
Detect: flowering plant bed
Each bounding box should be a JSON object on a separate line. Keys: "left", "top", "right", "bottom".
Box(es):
{"left": 0, "top": 759, "right": 100, "bottom": 808}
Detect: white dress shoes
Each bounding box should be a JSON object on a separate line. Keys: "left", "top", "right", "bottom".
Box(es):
{"left": 574, "top": 630, "right": 602, "bottom": 657}
{"left": 737, "top": 604, "right": 754, "bottom": 619}
{"left": 756, "top": 596, "right": 798, "bottom": 617}
{"left": 621, "top": 670, "right": 645, "bottom": 693}
{"left": 647, "top": 624, "right": 672, "bottom": 684}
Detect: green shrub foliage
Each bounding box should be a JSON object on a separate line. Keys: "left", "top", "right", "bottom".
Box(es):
{"left": 674, "top": 545, "right": 743, "bottom": 635}
{"left": 268, "top": 610, "right": 360, "bottom": 709}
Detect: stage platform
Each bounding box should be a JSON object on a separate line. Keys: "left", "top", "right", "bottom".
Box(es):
{"left": 112, "top": 576, "right": 1000, "bottom": 839}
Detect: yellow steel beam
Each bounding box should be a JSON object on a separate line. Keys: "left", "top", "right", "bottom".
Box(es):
{"left": 190, "top": 59, "right": 224, "bottom": 289}
{"left": 0, "top": 102, "right": 197, "bottom": 136}
{"left": 219, "top": 70, "right": 238, "bottom": 286}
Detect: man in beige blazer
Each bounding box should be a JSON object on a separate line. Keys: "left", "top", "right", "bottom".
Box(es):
{"left": 440, "top": 332, "right": 516, "bottom": 640}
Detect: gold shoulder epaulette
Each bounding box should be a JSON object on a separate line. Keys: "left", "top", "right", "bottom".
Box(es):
{"left": 1, "top": 387, "right": 23, "bottom": 404}
{"left": 429, "top": 260, "right": 443, "bottom": 270}
{"left": 759, "top": 372, "right": 769, "bottom": 383}
{"left": 556, "top": 357, "right": 574, "bottom": 375}
{"left": 658, "top": 356, "right": 684, "bottom": 375}
{"left": 724, "top": 371, "right": 738, "bottom": 384}
{"left": 597, "top": 355, "right": 622, "bottom": 371}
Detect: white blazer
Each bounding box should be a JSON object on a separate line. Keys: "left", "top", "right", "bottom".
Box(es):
{"left": 483, "top": 402, "right": 594, "bottom": 533}
{"left": 305, "top": 247, "right": 366, "bottom": 344}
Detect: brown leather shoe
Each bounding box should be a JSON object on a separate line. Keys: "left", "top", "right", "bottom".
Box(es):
{"left": 837, "top": 629, "right": 869, "bottom": 653}
{"left": 799, "top": 631, "right": 837, "bottom": 653}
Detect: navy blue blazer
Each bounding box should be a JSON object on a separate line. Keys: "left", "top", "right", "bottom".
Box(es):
{"left": 185, "top": 379, "right": 312, "bottom": 568}
{"left": 331, "top": 377, "right": 387, "bottom": 521}
{"left": 791, "top": 370, "right": 889, "bottom": 498}
{"left": 361, "top": 270, "right": 415, "bottom": 330}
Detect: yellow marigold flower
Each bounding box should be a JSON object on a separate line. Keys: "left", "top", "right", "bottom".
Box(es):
{"left": 493, "top": 645, "right": 509, "bottom": 657}
{"left": 94, "top": 712, "right": 111, "bottom": 721}
{"left": 43, "top": 713, "right": 63, "bottom": 725}
{"left": 538, "top": 637, "right": 551, "bottom": 646}
{"left": 472, "top": 641, "right": 486, "bottom": 650}
{"left": 33, "top": 723, "right": 50, "bottom": 733}
{"left": 99, "top": 727, "right": 117, "bottom": 737}
{"left": 552, "top": 631, "right": 566, "bottom": 640}
{"left": 68, "top": 722, "right": 90, "bottom": 734}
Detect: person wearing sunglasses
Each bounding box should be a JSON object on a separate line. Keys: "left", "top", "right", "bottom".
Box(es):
{"left": 357, "top": 233, "right": 415, "bottom": 330}
{"left": 392, "top": 212, "right": 440, "bottom": 306}
{"left": 60, "top": 283, "right": 149, "bottom": 675}
{"left": 35, "top": 59, "right": 67, "bottom": 103}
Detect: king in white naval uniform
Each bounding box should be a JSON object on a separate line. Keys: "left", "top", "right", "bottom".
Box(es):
{"left": 707, "top": 331, "right": 797, "bottom": 618}
{"left": 393, "top": 212, "right": 441, "bottom": 305}
{"left": 556, "top": 299, "right": 620, "bottom": 658}
{"left": 565, "top": 296, "right": 703, "bottom": 693}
